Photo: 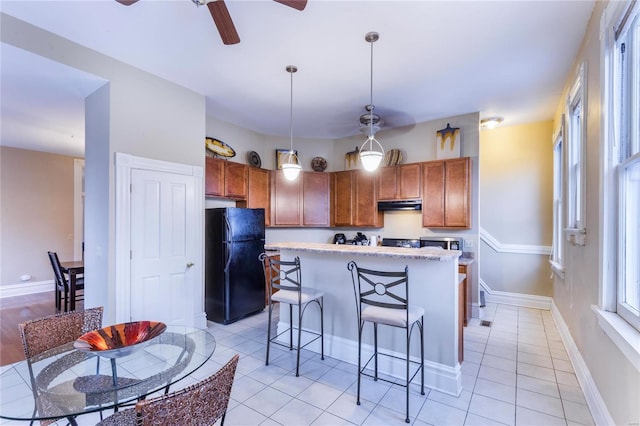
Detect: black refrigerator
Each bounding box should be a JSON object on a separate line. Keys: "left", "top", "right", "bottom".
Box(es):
{"left": 205, "top": 207, "right": 266, "bottom": 324}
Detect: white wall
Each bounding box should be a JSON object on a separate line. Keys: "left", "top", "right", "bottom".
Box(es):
{"left": 551, "top": 2, "right": 639, "bottom": 424}
{"left": 2, "top": 14, "right": 206, "bottom": 324}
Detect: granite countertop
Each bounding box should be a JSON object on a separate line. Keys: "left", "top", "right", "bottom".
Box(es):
{"left": 459, "top": 257, "right": 475, "bottom": 266}
{"left": 264, "top": 242, "right": 461, "bottom": 261}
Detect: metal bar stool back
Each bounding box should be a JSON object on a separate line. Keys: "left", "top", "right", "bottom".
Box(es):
{"left": 347, "top": 261, "right": 425, "bottom": 423}
{"left": 260, "top": 253, "right": 324, "bottom": 377}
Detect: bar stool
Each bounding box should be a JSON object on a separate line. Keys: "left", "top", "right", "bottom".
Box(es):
{"left": 260, "top": 253, "right": 324, "bottom": 377}
{"left": 347, "top": 261, "right": 425, "bottom": 423}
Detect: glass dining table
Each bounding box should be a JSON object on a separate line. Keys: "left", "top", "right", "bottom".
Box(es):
{"left": 0, "top": 325, "right": 215, "bottom": 425}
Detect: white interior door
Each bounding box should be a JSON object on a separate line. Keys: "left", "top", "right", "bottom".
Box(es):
{"left": 129, "top": 168, "right": 196, "bottom": 326}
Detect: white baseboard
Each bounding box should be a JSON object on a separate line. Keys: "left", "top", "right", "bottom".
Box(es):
{"left": 479, "top": 279, "right": 551, "bottom": 310}
{"left": 276, "top": 321, "right": 462, "bottom": 396}
{"left": 551, "top": 301, "right": 615, "bottom": 426}
{"left": 0, "top": 281, "right": 52, "bottom": 299}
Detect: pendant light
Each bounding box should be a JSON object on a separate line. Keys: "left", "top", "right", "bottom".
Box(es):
{"left": 282, "top": 65, "right": 302, "bottom": 181}
{"left": 359, "top": 31, "right": 385, "bottom": 172}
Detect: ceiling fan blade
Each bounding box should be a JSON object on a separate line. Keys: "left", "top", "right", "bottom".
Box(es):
{"left": 207, "top": 0, "right": 240, "bottom": 45}
{"left": 115, "top": 0, "right": 139, "bottom": 5}
{"left": 273, "top": 0, "right": 307, "bottom": 11}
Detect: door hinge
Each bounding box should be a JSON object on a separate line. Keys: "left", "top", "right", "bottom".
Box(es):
{"left": 130, "top": 250, "right": 132, "bottom": 260}
{"left": 130, "top": 183, "right": 133, "bottom": 193}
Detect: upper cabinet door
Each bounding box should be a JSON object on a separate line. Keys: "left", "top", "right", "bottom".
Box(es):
{"left": 377, "top": 167, "right": 398, "bottom": 200}
{"left": 422, "top": 157, "right": 470, "bottom": 229}
{"left": 377, "top": 163, "right": 421, "bottom": 200}
{"left": 398, "top": 163, "right": 421, "bottom": 199}
{"left": 354, "top": 171, "right": 383, "bottom": 227}
{"left": 303, "top": 172, "right": 330, "bottom": 227}
{"left": 224, "top": 161, "right": 248, "bottom": 199}
{"left": 444, "top": 158, "right": 470, "bottom": 228}
{"left": 205, "top": 157, "right": 224, "bottom": 197}
{"left": 242, "top": 167, "right": 270, "bottom": 226}
{"left": 332, "top": 171, "right": 354, "bottom": 227}
{"left": 271, "top": 170, "right": 302, "bottom": 226}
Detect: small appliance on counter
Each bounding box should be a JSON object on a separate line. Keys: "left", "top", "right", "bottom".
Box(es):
{"left": 381, "top": 238, "right": 421, "bottom": 248}
{"left": 419, "top": 236, "right": 462, "bottom": 250}
{"left": 333, "top": 233, "right": 347, "bottom": 244}
{"left": 381, "top": 237, "right": 463, "bottom": 250}
{"left": 347, "top": 232, "right": 369, "bottom": 245}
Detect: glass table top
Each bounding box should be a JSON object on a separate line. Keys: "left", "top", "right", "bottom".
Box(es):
{"left": 0, "top": 325, "right": 215, "bottom": 422}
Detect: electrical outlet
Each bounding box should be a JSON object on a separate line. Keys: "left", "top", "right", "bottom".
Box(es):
{"left": 464, "top": 239, "right": 473, "bottom": 248}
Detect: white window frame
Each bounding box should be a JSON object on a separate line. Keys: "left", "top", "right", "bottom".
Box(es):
{"left": 616, "top": 9, "right": 640, "bottom": 331}
{"left": 565, "top": 64, "right": 587, "bottom": 246}
{"left": 595, "top": 0, "right": 640, "bottom": 372}
{"left": 550, "top": 120, "right": 565, "bottom": 277}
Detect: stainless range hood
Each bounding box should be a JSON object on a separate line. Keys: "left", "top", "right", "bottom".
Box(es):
{"left": 377, "top": 200, "right": 422, "bottom": 211}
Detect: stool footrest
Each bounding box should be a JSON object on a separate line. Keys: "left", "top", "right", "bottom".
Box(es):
{"left": 360, "top": 351, "right": 424, "bottom": 388}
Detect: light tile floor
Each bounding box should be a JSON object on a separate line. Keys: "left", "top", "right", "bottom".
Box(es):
{"left": 8, "top": 302, "right": 595, "bottom": 425}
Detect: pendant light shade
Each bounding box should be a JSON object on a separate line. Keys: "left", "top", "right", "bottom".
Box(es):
{"left": 359, "top": 31, "right": 384, "bottom": 172}
{"left": 283, "top": 65, "right": 301, "bottom": 181}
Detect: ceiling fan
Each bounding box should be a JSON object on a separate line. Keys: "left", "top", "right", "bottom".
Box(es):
{"left": 115, "top": 0, "right": 307, "bottom": 45}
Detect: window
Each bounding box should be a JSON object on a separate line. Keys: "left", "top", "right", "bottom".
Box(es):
{"left": 551, "top": 124, "right": 564, "bottom": 275}
{"left": 616, "top": 9, "right": 640, "bottom": 330}
{"left": 566, "top": 64, "right": 587, "bottom": 245}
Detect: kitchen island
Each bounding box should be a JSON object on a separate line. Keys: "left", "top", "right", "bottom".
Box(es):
{"left": 263, "top": 242, "right": 462, "bottom": 396}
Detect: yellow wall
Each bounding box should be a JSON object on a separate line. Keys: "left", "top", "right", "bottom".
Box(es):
{"left": 479, "top": 121, "right": 554, "bottom": 295}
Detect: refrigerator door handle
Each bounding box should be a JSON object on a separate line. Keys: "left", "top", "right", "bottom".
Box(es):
{"left": 223, "top": 215, "right": 233, "bottom": 272}
{"left": 223, "top": 242, "right": 232, "bottom": 272}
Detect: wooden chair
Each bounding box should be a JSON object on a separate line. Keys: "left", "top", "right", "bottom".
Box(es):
{"left": 48, "top": 251, "right": 84, "bottom": 312}
{"left": 19, "top": 307, "right": 104, "bottom": 426}
{"left": 96, "top": 354, "right": 240, "bottom": 426}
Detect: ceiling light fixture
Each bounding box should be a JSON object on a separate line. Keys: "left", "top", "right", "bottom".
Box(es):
{"left": 359, "top": 31, "right": 385, "bottom": 172}
{"left": 480, "top": 116, "right": 504, "bottom": 129}
{"left": 282, "top": 65, "right": 302, "bottom": 181}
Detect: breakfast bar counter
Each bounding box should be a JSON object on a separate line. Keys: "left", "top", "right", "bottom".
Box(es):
{"left": 264, "top": 242, "right": 463, "bottom": 396}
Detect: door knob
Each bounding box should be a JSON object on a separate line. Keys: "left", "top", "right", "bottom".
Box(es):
{"left": 186, "top": 262, "right": 195, "bottom": 268}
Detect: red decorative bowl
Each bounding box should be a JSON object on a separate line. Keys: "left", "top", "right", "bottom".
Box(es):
{"left": 74, "top": 321, "right": 166, "bottom": 358}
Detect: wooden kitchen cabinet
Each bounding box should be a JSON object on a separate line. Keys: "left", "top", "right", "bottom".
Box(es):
{"left": 205, "top": 157, "right": 248, "bottom": 199}
{"left": 422, "top": 157, "right": 471, "bottom": 229}
{"left": 270, "top": 171, "right": 330, "bottom": 227}
{"left": 303, "top": 172, "right": 330, "bottom": 226}
{"left": 332, "top": 170, "right": 383, "bottom": 228}
{"left": 332, "top": 171, "right": 354, "bottom": 226}
{"left": 237, "top": 166, "right": 270, "bottom": 226}
{"left": 205, "top": 157, "right": 224, "bottom": 197}
{"left": 377, "top": 163, "right": 421, "bottom": 200}
{"left": 459, "top": 261, "right": 474, "bottom": 327}
{"left": 354, "top": 171, "right": 382, "bottom": 227}
{"left": 271, "top": 170, "right": 302, "bottom": 226}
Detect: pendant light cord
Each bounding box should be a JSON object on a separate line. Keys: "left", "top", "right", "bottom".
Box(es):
{"left": 369, "top": 36, "right": 374, "bottom": 138}
{"left": 290, "top": 68, "right": 294, "bottom": 152}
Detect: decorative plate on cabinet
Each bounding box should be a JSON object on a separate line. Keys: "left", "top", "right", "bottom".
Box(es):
{"left": 206, "top": 137, "right": 236, "bottom": 158}
{"left": 384, "top": 149, "right": 403, "bottom": 166}
{"left": 247, "top": 151, "right": 262, "bottom": 168}
{"left": 311, "top": 157, "right": 327, "bottom": 172}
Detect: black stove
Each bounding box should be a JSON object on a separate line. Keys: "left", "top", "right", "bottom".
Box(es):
{"left": 381, "top": 238, "right": 421, "bottom": 248}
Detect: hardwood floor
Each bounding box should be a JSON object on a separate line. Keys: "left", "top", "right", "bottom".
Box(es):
{"left": 0, "top": 291, "right": 82, "bottom": 366}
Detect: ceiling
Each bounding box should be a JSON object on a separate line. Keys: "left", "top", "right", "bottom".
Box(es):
{"left": 1, "top": 1, "right": 595, "bottom": 158}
